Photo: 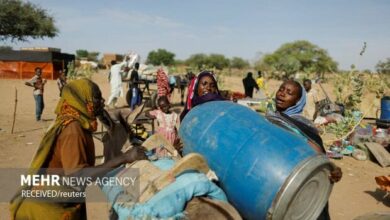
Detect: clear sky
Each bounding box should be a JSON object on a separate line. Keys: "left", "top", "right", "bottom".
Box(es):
{"left": 5, "top": 0, "right": 390, "bottom": 70}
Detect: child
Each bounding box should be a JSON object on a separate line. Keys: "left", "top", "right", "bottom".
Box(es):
{"left": 56, "top": 70, "right": 67, "bottom": 96}
{"left": 146, "top": 96, "right": 179, "bottom": 145}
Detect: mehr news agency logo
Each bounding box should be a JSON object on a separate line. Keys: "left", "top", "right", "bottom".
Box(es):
{"left": 20, "top": 174, "right": 137, "bottom": 199}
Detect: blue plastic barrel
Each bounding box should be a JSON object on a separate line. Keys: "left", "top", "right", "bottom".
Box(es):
{"left": 179, "top": 101, "right": 333, "bottom": 220}
{"left": 380, "top": 96, "right": 390, "bottom": 121}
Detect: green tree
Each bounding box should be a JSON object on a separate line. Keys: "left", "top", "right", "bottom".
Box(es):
{"left": 259, "top": 40, "right": 338, "bottom": 78}
{"left": 185, "top": 53, "right": 208, "bottom": 70}
{"left": 146, "top": 49, "right": 175, "bottom": 66}
{"left": 208, "top": 54, "right": 230, "bottom": 70}
{"left": 174, "top": 59, "right": 185, "bottom": 65}
{"left": 186, "top": 53, "right": 230, "bottom": 70}
{"left": 376, "top": 58, "right": 390, "bottom": 74}
{"left": 76, "top": 49, "right": 88, "bottom": 59}
{"left": 87, "top": 51, "right": 100, "bottom": 62}
{"left": 230, "top": 57, "right": 250, "bottom": 69}
{"left": 275, "top": 56, "right": 301, "bottom": 77}
{"left": 75, "top": 50, "right": 100, "bottom": 61}
{"left": 0, "top": 0, "right": 58, "bottom": 42}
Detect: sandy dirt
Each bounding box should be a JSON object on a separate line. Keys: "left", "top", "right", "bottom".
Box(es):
{"left": 0, "top": 71, "right": 389, "bottom": 220}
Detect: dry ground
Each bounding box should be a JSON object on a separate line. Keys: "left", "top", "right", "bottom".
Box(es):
{"left": 0, "top": 70, "right": 388, "bottom": 219}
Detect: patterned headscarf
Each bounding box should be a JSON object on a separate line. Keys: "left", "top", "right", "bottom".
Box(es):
{"left": 10, "top": 78, "right": 101, "bottom": 217}
{"left": 55, "top": 78, "right": 100, "bottom": 131}
{"left": 180, "top": 71, "right": 224, "bottom": 121}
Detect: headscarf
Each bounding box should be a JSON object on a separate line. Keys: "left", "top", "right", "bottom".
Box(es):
{"left": 282, "top": 83, "right": 307, "bottom": 116}
{"left": 10, "top": 78, "right": 101, "bottom": 217}
{"left": 266, "top": 81, "right": 323, "bottom": 155}
{"left": 180, "top": 71, "right": 224, "bottom": 121}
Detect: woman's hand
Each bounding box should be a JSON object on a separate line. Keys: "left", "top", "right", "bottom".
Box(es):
{"left": 329, "top": 165, "right": 342, "bottom": 183}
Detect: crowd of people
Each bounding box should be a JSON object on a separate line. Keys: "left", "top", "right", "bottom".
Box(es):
{"left": 18, "top": 63, "right": 343, "bottom": 219}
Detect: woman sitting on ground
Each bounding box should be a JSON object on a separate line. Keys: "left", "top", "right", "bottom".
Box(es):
{"left": 266, "top": 79, "right": 342, "bottom": 220}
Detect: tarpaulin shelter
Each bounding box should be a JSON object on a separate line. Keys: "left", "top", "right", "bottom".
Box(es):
{"left": 0, "top": 50, "right": 75, "bottom": 80}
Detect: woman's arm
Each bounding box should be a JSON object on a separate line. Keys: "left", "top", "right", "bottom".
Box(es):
{"left": 71, "top": 146, "right": 147, "bottom": 181}
{"left": 58, "top": 121, "right": 147, "bottom": 181}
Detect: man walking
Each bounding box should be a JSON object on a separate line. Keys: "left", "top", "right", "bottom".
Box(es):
{"left": 107, "top": 58, "right": 129, "bottom": 108}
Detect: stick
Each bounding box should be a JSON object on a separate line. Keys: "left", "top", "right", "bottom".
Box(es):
{"left": 318, "top": 82, "right": 332, "bottom": 103}
{"left": 11, "top": 87, "right": 18, "bottom": 134}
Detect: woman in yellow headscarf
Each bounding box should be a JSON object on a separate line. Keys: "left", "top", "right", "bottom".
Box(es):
{"left": 10, "top": 78, "right": 146, "bottom": 220}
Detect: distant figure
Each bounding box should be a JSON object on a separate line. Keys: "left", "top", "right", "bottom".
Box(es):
{"left": 169, "top": 75, "right": 176, "bottom": 94}
{"left": 146, "top": 96, "right": 179, "bottom": 145}
{"left": 187, "top": 71, "right": 196, "bottom": 82}
{"left": 242, "top": 72, "right": 259, "bottom": 98}
{"left": 56, "top": 70, "right": 67, "bottom": 96}
{"left": 25, "top": 67, "right": 47, "bottom": 121}
{"left": 303, "top": 79, "right": 319, "bottom": 121}
{"left": 129, "top": 62, "right": 142, "bottom": 110}
{"left": 130, "top": 62, "right": 140, "bottom": 87}
{"left": 107, "top": 58, "right": 128, "bottom": 108}
{"left": 256, "top": 71, "right": 265, "bottom": 91}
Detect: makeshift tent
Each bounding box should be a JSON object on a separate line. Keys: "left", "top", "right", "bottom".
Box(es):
{"left": 0, "top": 50, "right": 75, "bottom": 79}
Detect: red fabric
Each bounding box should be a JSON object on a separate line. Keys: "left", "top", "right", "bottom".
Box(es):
{"left": 231, "top": 91, "right": 246, "bottom": 100}
{"left": 0, "top": 61, "right": 56, "bottom": 79}
{"left": 186, "top": 77, "right": 197, "bottom": 110}
{"left": 157, "top": 68, "right": 170, "bottom": 98}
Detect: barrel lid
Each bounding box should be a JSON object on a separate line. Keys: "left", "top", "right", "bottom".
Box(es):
{"left": 267, "top": 155, "right": 333, "bottom": 220}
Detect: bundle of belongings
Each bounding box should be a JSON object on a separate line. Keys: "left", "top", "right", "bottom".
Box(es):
{"left": 101, "top": 134, "right": 241, "bottom": 220}
{"left": 313, "top": 99, "right": 345, "bottom": 126}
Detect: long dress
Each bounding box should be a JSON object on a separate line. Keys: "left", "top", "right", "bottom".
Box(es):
{"left": 149, "top": 109, "right": 179, "bottom": 145}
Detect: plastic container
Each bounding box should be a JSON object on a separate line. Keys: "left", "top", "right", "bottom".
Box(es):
{"left": 380, "top": 96, "right": 390, "bottom": 121}
{"left": 179, "top": 101, "right": 333, "bottom": 220}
